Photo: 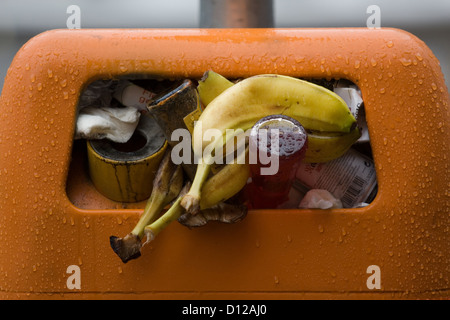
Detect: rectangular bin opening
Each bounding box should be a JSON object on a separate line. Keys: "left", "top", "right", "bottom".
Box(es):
{"left": 66, "top": 75, "right": 378, "bottom": 211}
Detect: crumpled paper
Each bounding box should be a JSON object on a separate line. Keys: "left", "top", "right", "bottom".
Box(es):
{"left": 298, "top": 189, "right": 343, "bottom": 209}
{"left": 74, "top": 106, "right": 140, "bottom": 143}
{"left": 334, "top": 80, "right": 369, "bottom": 143}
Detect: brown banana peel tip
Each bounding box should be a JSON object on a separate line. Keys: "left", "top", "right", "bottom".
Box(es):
{"left": 178, "top": 213, "right": 207, "bottom": 228}
{"left": 209, "top": 203, "right": 248, "bottom": 224}
{"left": 178, "top": 203, "right": 248, "bottom": 228}
{"left": 109, "top": 233, "right": 142, "bottom": 264}
{"left": 180, "top": 194, "right": 201, "bottom": 215}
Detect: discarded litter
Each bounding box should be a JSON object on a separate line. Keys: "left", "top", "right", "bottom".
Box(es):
{"left": 70, "top": 71, "right": 378, "bottom": 263}
{"left": 294, "top": 148, "right": 378, "bottom": 209}
{"left": 299, "top": 189, "right": 343, "bottom": 209}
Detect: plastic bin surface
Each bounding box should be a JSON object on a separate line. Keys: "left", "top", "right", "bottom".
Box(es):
{"left": 0, "top": 28, "right": 448, "bottom": 299}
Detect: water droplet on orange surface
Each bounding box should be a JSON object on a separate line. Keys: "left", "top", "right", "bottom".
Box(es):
{"left": 370, "top": 58, "right": 377, "bottom": 67}
{"left": 400, "top": 58, "right": 412, "bottom": 67}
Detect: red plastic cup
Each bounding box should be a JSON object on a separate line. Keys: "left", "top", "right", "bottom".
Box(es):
{"left": 247, "top": 115, "right": 308, "bottom": 209}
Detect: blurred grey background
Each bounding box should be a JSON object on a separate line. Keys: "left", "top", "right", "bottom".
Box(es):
{"left": 1, "top": 0, "right": 449, "bottom": 94}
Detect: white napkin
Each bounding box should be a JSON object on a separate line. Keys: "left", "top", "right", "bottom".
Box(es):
{"left": 74, "top": 106, "right": 140, "bottom": 143}
{"left": 298, "top": 189, "right": 343, "bottom": 209}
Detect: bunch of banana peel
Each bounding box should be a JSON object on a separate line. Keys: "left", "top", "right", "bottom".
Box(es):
{"left": 110, "top": 71, "right": 361, "bottom": 263}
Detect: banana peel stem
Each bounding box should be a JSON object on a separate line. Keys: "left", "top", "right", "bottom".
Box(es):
{"left": 131, "top": 193, "right": 166, "bottom": 239}
{"left": 131, "top": 165, "right": 184, "bottom": 238}
{"left": 144, "top": 197, "right": 185, "bottom": 243}
{"left": 181, "top": 160, "right": 211, "bottom": 214}
{"left": 130, "top": 152, "right": 183, "bottom": 238}
{"left": 109, "top": 192, "right": 167, "bottom": 263}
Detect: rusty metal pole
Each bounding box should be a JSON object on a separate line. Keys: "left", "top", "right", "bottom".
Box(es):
{"left": 200, "top": 0, "right": 274, "bottom": 28}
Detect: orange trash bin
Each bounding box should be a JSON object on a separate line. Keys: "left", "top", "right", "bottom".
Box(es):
{"left": 0, "top": 28, "right": 448, "bottom": 299}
